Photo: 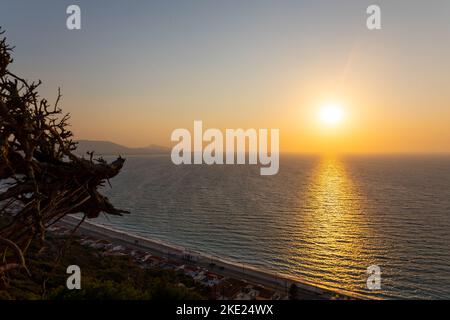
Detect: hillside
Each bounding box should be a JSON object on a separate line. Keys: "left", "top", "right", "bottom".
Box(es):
{"left": 75, "top": 140, "right": 169, "bottom": 156}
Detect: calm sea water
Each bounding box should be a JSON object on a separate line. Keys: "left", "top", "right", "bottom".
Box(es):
{"left": 97, "top": 154, "right": 450, "bottom": 299}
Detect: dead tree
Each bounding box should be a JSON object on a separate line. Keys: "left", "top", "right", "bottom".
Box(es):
{"left": 0, "top": 29, "right": 128, "bottom": 276}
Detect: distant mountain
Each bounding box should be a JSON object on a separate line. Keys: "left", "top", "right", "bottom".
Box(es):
{"left": 75, "top": 140, "right": 169, "bottom": 156}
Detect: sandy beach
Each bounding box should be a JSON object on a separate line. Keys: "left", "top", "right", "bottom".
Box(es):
{"left": 59, "top": 215, "right": 368, "bottom": 300}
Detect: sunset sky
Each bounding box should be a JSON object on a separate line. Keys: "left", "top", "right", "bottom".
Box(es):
{"left": 1, "top": 0, "right": 450, "bottom": 153}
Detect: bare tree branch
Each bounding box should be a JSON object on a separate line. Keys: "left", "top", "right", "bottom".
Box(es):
{"left": 0, "top": 27, "right": 128, "bottom": 276}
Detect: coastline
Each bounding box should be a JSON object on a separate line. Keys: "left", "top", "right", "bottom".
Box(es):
{"left": 60, "top": 215, "right": 370, "bottom": 300}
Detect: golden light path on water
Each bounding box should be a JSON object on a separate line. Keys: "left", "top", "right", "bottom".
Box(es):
{"left": 99, "top": 154, "right": 450, "bottom": 298}
{"left": 288, "top": 156, "right": 376, "bottom": 295}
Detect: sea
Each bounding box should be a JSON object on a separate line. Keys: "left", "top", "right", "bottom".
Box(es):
{"left": 96, "top": 154, "right": 450, "bottom": 299}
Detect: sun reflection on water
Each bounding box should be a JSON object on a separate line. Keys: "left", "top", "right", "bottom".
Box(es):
{"left": 290, "top": 156, "right": 371, "bottom": 294}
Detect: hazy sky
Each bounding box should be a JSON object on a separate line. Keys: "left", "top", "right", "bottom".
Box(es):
{"left": 1, "top": 0, "right": 450, "bottom": 153}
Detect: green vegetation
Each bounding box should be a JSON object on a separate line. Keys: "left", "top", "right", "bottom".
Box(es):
{"left": 0, "top": 232, "right": 206, "bottom": 300}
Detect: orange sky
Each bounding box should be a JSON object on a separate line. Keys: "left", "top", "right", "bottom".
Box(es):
{"left": 5, "top": 1, "right": 450, "bottom": 153}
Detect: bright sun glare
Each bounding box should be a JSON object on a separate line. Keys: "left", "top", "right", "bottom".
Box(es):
{"left": 319, "top": 103, "right": 344, "bottom": 126}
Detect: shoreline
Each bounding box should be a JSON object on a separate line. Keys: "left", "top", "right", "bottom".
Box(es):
{"left": 60, "top": 215, "right": 370, "bottom": 300}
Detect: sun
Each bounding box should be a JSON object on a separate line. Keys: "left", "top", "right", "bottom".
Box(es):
{"left": 318, "top": 103, "right": 344, "bottom": 126}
